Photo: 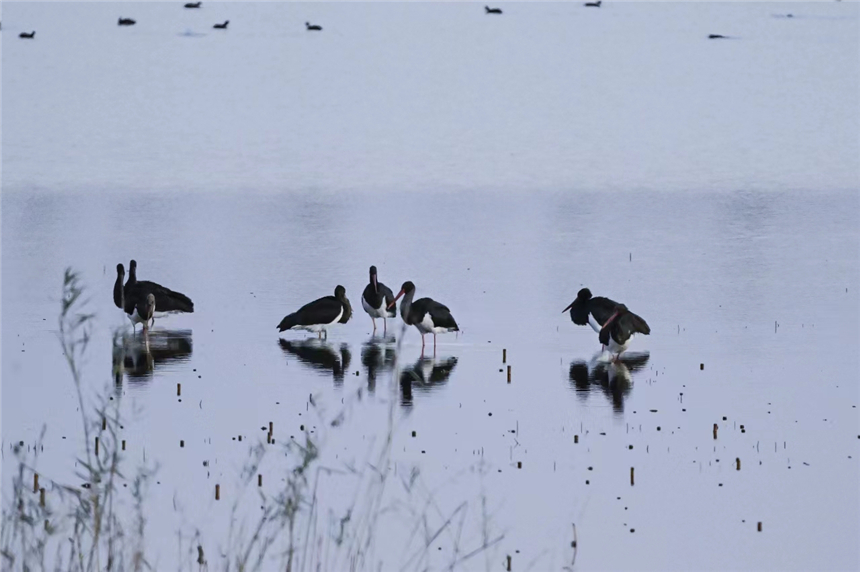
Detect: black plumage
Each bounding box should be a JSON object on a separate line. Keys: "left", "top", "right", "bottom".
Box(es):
{"left": 124, "top": 260, "right": 194, "bottom": 315}
{"left": 598, "top": 304, "right": 651, "bottom": 347}
{"left": 485, "top": 6, "right": 503, "bottom": 14}
{"left": 305, "top": 22, "right": 322, "bottom": 31}
{"left": 362, "top": 266, "right": 396, "bottom": 333}
{"left": 213, "top": 20, "right": 228, "bottom": 29}
{"left": 277, "top": 285, "right": 351, "bottom": 337}
{"left": 114, "top": 263, "right": 126, "bottom": 309}
{"left": 390, "top": 281, "right": 458, "bottom": 352}
{"left": 563, "top": 288, "right": 620, "bottom": 329}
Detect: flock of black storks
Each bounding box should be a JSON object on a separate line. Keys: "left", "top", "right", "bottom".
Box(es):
{"left": 113, "top": 262, "right": 649, "bottom": 357}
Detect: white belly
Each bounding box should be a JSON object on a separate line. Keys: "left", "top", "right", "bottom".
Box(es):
{"left": 414, "top": 312, "right": 454, "bottom": 335}
{"left": 588, "top": 315, "right": 602, "bottom": 334}
{"left": 606, "top": 336, "right": 629, "bottom": 354}
{"left": 127, "top": 309, "right": 146, "bottom": 325}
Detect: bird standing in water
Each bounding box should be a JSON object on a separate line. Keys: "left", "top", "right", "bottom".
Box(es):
{"left": 389, "top": 281, "right": 458, "bottom": 354}
{"left": 361, "top": 266, "right": 396, "bottom": 334}
{"left": 277, "top": 285, "right": 351, "bottom": 339}
{"left": 115, "top": 261, "right": 194, "bottom": 331}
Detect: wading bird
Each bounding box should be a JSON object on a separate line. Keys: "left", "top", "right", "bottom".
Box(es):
{"left": 362, "top": 266, "right": 396, "bottom": 334}
{"left": 277, "top": 285, "right": 351, "bottom": 339}
{"left": 389, "top": 281, "right": 458, "bottom": 354}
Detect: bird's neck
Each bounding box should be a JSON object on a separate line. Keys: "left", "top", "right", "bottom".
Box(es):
{"left": 400, "top": 290, "right": 415, "bottom": 323}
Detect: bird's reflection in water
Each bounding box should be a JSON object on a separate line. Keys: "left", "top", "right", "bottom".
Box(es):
{"left": 278, "top": 338, "right": 352, "bottom": 386}
{"left": 113, "top": 330, "right": 193, "bottom": 384}
{"left": 399, "top": 356, "right": 458, "bottom": 407}
{"left": 568, "top": 351, "right": 650, "bottom": 414}
{"left": 361, "top": 335, "right": 396, "bottom": 394}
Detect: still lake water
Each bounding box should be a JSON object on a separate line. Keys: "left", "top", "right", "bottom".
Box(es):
{"left": 2, "top": 2, "right": 859, "bottom": 570}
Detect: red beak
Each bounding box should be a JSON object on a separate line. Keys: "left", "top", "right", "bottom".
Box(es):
{"left": 562, "top": 303, "right": 573, "bottom": 314}
{"left": 388, "top": 289, "right": 404, "bottom": 310}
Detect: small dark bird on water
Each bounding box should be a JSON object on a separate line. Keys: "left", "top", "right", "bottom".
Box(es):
{"left": 708, "top": 34, "right": 726, "bottom": 39}
{"left": 278, "top": 286, "right": 351, "bottom": 338}
{"left": 213, "top": 20, "right": 228, "bottom": 29}
{"left": 362, "top": 266, "right": 396, "bottom": 334}
{"left": 116, "top": 260, "right": 194, "bottom": 331}
{"left": 305, "top": 22, "right": 322, "bottom": 31}
{"left": 118, "top": 18, "right": 136, "bottom": 26}
{"left": 485, "top": 6, "right": 503, "bottom": 14}
{"left": 584, "top": 1, "right": 602, "bottom": 7}
{"left": 184, "top": 2, "right": 201, "bottom": 8}
{"left": 19, "top": 31, "right": 35, "bottom": 38}
{"left": 389, "top": 281, "right": 458, "bottom": 354}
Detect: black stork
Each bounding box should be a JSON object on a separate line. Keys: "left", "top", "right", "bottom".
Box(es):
{"left": 361, "top": 266, "right": 396, "bottom": 334}
{"left": 19, "top": 31, "right": 35, "bottom": 38}
{"left": 117, "top": 260, "right": 194, "bottom": 330}
{"left": 485, "top": 6, "right": 503, "bottom": 14}
{"left": 305, "top": 22, "right": 322, "bottom": 31}
{"left": 388, "top": 281, "right": 458, "bottom": 353}
{"left": 563, "top": 288, "right": 649, "bottom": 353}
{"left": 598, "top": 304, "right": 650, "bottom": 358}
{"left": 118, "top": 18, "right": 136, "bottom": 26}
{"left": 213, "top": 20, "right": 228, "bottom": 29}
{"left": 277, "top": 285, "right": 351, "bottom": 339}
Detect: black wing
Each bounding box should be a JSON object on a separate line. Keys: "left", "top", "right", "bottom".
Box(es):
{"left": 277, "top": 296, "right": 343, "bottom": 331}
{"left": 588, "top": 296, "right": 621, "bottom": 326}
{"left": 338, "top": 296, "right": 352, "bottom": 324}
{"left": 362, "top": 282, "right": 383, "bottom": 310}
{"left": 131, "top": 280, "right": 194, "bottom": 313}
{"left": 600, "top": 310, "right": 650, "bottom": 345}
{"left": 415, "top": 298, "right": 459, "bottom": 331}
{"left": 379, "top": 282, "right": 397, "bottom": 317}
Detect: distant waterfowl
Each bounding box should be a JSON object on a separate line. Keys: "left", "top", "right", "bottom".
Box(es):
{"left": 598, "top": 304, "right": 650, "bottom": 358}
{"left": 389, "top": 281, "right": 458, "bottom": 353}
{"left": 118, "top": 18, "right": 136, "bottom": 26}
{"left": 277, "top": 285, "right": 351, "bottom": 338}
{"left": 213, "top": 20, "right": 228, "bottom": 29}
{"left": 120, "top": 260, "right": 194, "bottom": 330}
{"left": 305, "top": 22, "right": 322, "bottom": 31}
{"left": 19, "top": 31, "right": 35, "bottom": 39}
{"left": 485, "top": 6, "right": 503, "bottom": 14}
{"left": 362, "top": 266, "right": 396, "bottom": 334}
{"left": 584, "top": 1, "right": 602, "bottom": 7}
{"left": 184, "top": 2, "right": 201, "bottom": 8}
{"left": 708, "top": 34, "right": 726, "bottom": 39}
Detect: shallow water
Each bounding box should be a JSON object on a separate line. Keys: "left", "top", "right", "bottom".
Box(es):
{"left": 3, "top": 2, "right": 860, "bottom": 570}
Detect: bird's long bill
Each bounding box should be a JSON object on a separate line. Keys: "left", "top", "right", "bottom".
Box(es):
{"left": 388, "top": 289, "right": 405, "bottom": 310}
{"left": 372, "top": 274, "right": 378, "bottom": 293}
{"left": 562, "top": 303, "right": 574, "bottom": 314}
